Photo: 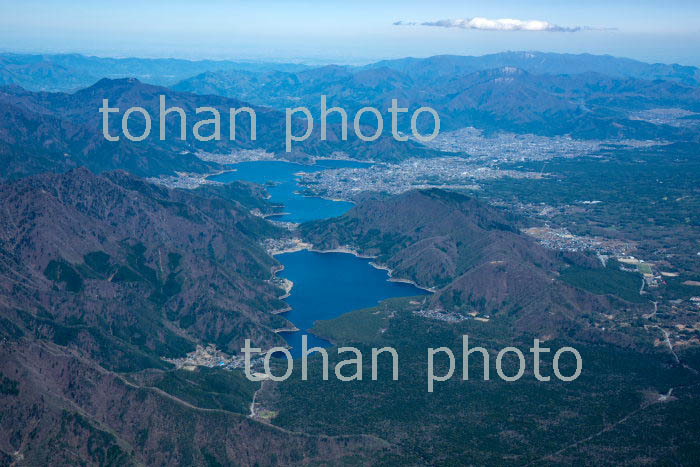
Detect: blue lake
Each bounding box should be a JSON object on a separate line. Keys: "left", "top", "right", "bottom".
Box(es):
{"left": 212, "top": 159, "right": 429, "bottom": 357}
{"left": 276, "top": 250, "right": 429, "bottom": 357}
{"left": 209, "top": 160, "right": 370, "bottom": 223}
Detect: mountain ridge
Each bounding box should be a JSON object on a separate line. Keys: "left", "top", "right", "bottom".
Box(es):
{"left": 174, "top": 61, "right": 699, "bottom": 139}
{"left": 0, "top": 78, "right": 429, "bottom": 181}
{"left": 301, "top": 189, "right": 644, "bottom": 338}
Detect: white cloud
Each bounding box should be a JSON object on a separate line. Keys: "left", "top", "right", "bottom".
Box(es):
{"left": 394, "top": 17, "right": 583, "bottom": 32}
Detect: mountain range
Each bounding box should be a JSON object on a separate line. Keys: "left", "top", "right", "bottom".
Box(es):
{"left": 174, "top": 57, "right": 700, "bottom": 140}
{"left": 368, "top": 51, "right": 700, "bottom": 85}
{"left": 0, "top": 168, "right": 397, "bottom": 464}
{"left": 0, "top": 78, "right": 429, "bottom": 181}
{"left": 5, "top": 51, "right": 699, "bottom": 93}
{"left": 1, "top": 50, "right": 699, "bottom": 465}
{"left": 0, "top": 53, "right": 309, "bottom": 92}
{"left": 2, "top": 51, "right": 699, "bottom": 183}
{"left": 0, "top": 168, "right": 290, "bottom": 361}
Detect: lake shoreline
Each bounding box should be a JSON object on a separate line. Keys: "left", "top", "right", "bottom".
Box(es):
{"left": 205, "top": 159, "right": 370, "bottom": 222}
{"left": 269, "top": 245, "right": 431, "bottom": 355}
{"left": 272, "top": 243, "right": 436, "bottom": 293}
{"left": 293, "top": 245, "right": 437, "bottom": 293}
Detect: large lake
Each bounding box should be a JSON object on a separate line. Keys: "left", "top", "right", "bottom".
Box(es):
{"left": 276, "top": 250, "right": 429, "bottom": 357}
{"left": 213, "top": 160, "right": 429, "bottom": 357}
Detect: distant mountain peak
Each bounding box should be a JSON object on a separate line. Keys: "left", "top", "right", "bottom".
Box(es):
{"left": 91, "top": 76, "right": 143, "bottom": 87}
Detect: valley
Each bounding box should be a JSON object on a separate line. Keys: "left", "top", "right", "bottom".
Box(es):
{"left": 1, "top": 48, "right": 699, "bottom": 465}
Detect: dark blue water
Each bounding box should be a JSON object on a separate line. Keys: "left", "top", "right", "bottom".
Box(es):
{"left": 276, "top": 250, "right": 429, "bottom": 357}
{"left": 211, "top": 159, "right": 429, "bottom": 357}
{"left": 209, "top": 160, "right": 370, "bottom": 223}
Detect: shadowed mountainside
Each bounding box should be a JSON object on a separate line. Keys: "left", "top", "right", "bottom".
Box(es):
{"left": 0, "top": 168, "right": 291, "bottom": 364}
{"left": 0, "top": 168, "right": 399, "bottom": 464}
{"left": 0, "top": 337, "right": 391, "bottom": 465}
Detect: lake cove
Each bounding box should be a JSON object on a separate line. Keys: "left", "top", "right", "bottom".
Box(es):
{"left": 209, "top": 160, "right": 370, "bottom": 223}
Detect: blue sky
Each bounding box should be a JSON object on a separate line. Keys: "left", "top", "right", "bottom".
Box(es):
{"left": 1, "top": 0, "right": 699, "bottom": 65}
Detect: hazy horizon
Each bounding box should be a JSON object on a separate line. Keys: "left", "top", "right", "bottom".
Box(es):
{"left": 1, "top": 48, "right": 698, "bottom": 69}
{"left": 2, "top": 0, "right": 700, "bottom": 66}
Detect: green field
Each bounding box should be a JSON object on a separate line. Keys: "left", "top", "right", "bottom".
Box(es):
{"left": 560, "top": 260, "right": 646, "bottom": 303}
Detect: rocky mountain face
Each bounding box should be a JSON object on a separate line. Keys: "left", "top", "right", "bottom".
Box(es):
{"left": 0, "top": 168, "right": 393, "bottom": 464}
{"left": 0, "top": 168, "right": 290, "bottom": 361}
{"left": 301, "top": 189, "right": 635, "bottom": 337}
